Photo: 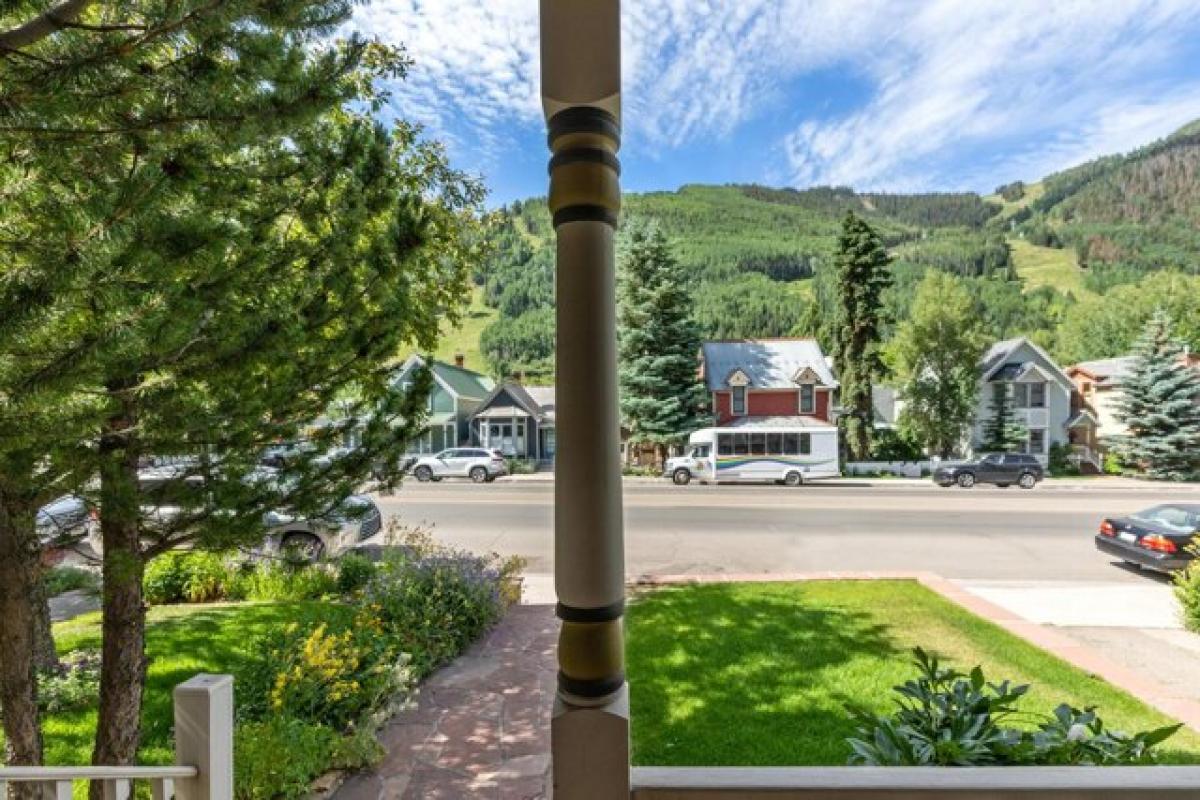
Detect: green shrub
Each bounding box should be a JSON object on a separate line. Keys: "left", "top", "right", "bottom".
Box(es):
{"left": 234, "top": 718, "right": 339, "bottom": 800}
{"left": 230, "top": 561, "right": 339, "bottom": 602}
{"left": 1048, "top": 442, "right": 1079, "bottom": 477}
{"left": 336, "top": 553, "right": 376, "bottom": 595}
{"left": 37, "top": 650, "right": 101, "bottom": 713}
{"left": 143, "top": 551, "right": 235, "bottom": 604}
{"left": 505, "top": 457, "right": 538, "bottom": 475}
{"left": 1173, "top": 554, "right": 1200, "bottom": 632}
{"left": 847, "top": 648, "right": 1179, "bottom": 766}
{"left": 42, "top": 566, "right": 99, "bottom": 597}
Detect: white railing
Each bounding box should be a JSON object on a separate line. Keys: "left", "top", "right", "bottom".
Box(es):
{"left": 1070, "top": 443, "right": 1103, "bottom": 473}
{"left": 631, "top": 766, "right": 1200, "bottom": 798}
{"left": 0, "top": 674, "right": 232, "bottom": 800}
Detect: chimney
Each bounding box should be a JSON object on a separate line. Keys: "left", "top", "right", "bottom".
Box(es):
{"left": 454, "top": 352, "right": 465, "bottom": 368}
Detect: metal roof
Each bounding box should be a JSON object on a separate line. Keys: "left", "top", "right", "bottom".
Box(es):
{"left": 1070, "top": 356, "right": 1137, "bottom": 388}
{"left": 700, "top": 339, "right": 837, "bottom": 391}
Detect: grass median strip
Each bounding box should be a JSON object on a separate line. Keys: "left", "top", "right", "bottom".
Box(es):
{"left": 627, "top": 580, "right": 1200, "bottom": 765}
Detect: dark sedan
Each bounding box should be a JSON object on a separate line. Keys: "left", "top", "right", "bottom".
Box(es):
{"left": 933, "top": 453, "right": 1044, "bottom": 489}
{"left": 1095, "top": 504, "right": 1200, "bottom": 573}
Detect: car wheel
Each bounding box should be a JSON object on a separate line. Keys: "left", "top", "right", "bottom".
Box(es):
{"left": 672, "top": 469, "right": 692, "bottom": 486}
{"left": 470, "top": 466, "right": 488, "bottom": 483}
{"left": 956, "top": 472, "right": 976, "bottom": 488}
{"left": 414, "top": 465, "right": 433, "bottom": 482}
{"left": 784, "top": 471, "right": 803, "bottom": 487}
{"left": 281, "top": 532, "right": 324, "bottom": 563}
{"left": 1018, "top": 472, "right": 1037, "bottom": 489}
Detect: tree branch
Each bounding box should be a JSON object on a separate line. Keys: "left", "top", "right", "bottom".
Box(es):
{"left": 0, "top": 0, "right": 97, "bottom": 52}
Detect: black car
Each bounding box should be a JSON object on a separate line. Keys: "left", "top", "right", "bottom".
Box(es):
{"left": 1095, "top": 504, "right": 1200, "bottom": 573}
{"left": 933, "top": 453, "right": 1043, "bottom": 489}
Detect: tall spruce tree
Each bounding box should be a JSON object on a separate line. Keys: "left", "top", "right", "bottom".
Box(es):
{"left": 1, "top": 0, "right": 484, "bottom": 774}
{"left": 979, "top": 382, "right": 1028, "bottom": 452}
{"left": 887, "top": 271, "right": 985, "bottom": 459}
{"left": 1113, "top": 310, "right": 1200, "bottom": 480}
{"left": 833, "top": 211, "right": 892, "bottom": 461}
{"left": 618, "top": 221, "right": 708, "bottom": 464}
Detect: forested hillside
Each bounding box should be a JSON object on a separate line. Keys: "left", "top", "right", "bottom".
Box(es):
{"left": 461, "top": 119, "right": 1200, "bottom": 381}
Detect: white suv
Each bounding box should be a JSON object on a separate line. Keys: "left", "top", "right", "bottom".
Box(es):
{"left": 411, "top": 448, "right": 507, "bottom": 483}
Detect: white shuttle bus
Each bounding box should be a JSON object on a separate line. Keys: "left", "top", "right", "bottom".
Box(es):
{"left": 664, "top": 424, "right": 840, "bottom": 486}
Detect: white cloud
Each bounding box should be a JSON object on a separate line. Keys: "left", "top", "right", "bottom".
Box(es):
{"left": 349, "top": 1, "right": 1200, "bottom": 190}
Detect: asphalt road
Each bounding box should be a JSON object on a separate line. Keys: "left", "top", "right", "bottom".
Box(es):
{"left": 371, "top": 480, "right": 1192, "bottom": 583}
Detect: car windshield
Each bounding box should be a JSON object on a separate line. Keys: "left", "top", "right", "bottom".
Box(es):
{"left": 1131, "top": 505, "right": 1200, "bottom": 532}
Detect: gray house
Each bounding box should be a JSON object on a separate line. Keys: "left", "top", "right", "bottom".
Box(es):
{"left": 973, "top": 338, "right": 1078, "bottom": 464}
{"left": 392, "top": 354, "right": 495, "bottom": 454}
{"left": 471, "top": 382, "right": 556, "bottom": 461}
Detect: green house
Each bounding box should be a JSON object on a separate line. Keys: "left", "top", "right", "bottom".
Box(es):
{"left": 393, "top": 354, "right": 495, "bottom": 453}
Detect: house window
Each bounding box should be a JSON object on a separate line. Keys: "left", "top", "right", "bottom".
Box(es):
{"left": 1027, "top": 429, "right": 1046, "bottom": 454}
{"left": 1011, "top": 383, "right": 1028, "bottom": 408}
{"left": 799, "top": 384, "right": 815, "bottom": 414}
{"left": 1029, "top": 382, "right": 1046, "bottom": 408}
{"left": 731, "top": 386, "right": 746, "bottom": 415}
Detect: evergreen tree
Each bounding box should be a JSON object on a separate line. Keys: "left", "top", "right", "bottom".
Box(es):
{"left": 1, "top": 0, "right": 484, "bottom": 773}
{"left": 833, "top": 211, "right": 893, "bottom": 461}
{"left": 618, "top": 221, "right": 708, "bottom": 464}
{"left": 887, "top": 272, "right": 985, "bottom": 458}
{"left": 979, "top": 383, "right": 1028, "bottom": 452}
{"left": 1112, "top": 310, "right": 1200, "bottom": 480}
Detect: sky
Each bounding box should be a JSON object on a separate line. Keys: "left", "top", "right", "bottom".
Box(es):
{"left": 348, "top": 1, "right": 1200, "bottom": 206}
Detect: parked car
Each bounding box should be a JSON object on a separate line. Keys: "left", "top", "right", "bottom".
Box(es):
{"left": 933, "top": 453, "right": 1043, "bottom": 489}
{"left": 36, "top": 495, "right": 96, "bottom": 549}
{"left": 1095, "top": 504, "right": 1200, "bottom": 573}
{"left": 84, "top": 466, "right": 381, "bottom": 562}
{"left": 412, "top": 448, "right": 507, "bottom": 483}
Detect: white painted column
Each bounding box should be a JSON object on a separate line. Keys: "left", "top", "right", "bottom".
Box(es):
{"left": 173, "top": 674, "right": 233, "bottom": 800}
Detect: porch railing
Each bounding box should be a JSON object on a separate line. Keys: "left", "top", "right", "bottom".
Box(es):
{"left": 631, "top": 766, "right": 1200, "bottom": 798}
{"left": 1069, "top": 443, "right": 1104, "bottom": 473}
{"left": 0, "top": 674, "right": 232, "bottom": 800}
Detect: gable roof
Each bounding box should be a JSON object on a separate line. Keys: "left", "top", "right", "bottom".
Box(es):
{"left": 700, "top": 339, "right": 838, "bottom": 391}
{"left": 980, "top": 337, "right": 1073, "bottom": 391}
{"left": 473, "top": 382, "right": 555, "bottom": 423}
{"left": 1068, "top": 356, "right": 1137, "bottom": 388}
{"left": 395, "top": 354, "right": 494, "bottom": 400}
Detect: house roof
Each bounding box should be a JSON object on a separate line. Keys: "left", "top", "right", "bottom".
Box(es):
{"left": 1068, "top": 356, "right": 1137, "bottom": 388}
{"left": 980, "top": 337, "right": 1073, "bottom": 391}
{"left": 525, "top": 387, "right": 556, "bottom": 422}
{"left": 395, "top": 354, "right": 494, "bottom": 400}
{"left": 472, "top": 382, "right": 555, "bottom": 424}
{"left": 700, "top": 339, "right": 838, "bottom": 391}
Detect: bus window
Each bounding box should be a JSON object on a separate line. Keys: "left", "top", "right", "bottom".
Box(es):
{"left": 767, "top": 433, "right": 783, "bottom": 455}
{"left": 717, "top": 434, "right": 733, "bottom": 455}
{"left": 750, "top": 433, "right": 766, "bottom": 455}
{"left": 783, "top": 433, "right": 799, "bottom": 455}
{"left": 733, "top": 433, "right": 749, "bottom": 455}
{"left": 695, "top": 444, "right": 711, "bottom": 458}
{"left": 800, "top": 433, "right": 812, "bottom": 455}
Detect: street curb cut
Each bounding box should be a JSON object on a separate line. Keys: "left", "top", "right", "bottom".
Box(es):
{"left": 631, "top": 570, "right": 1200, "bottom": 733}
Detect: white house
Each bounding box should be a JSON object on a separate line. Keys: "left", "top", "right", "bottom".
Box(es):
{"left": 973, "top": 337, "right": 1079, "bottom": 464}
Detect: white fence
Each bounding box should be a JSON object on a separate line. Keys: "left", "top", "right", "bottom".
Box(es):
{"left": 0, "top": 674, "right": 231, "bottom": 800}
{"left": 844, "top": 460, "right": 933, "bottom": 478}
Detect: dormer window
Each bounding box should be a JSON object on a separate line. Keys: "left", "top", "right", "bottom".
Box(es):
{"left": 799, "top": 384, "right": 815, "bottom": 414}
{"left": 731, "top": 385, "right": 746, "bottom": 416}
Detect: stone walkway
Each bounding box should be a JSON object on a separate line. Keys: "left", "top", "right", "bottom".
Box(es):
{"left": 335, "top": 604, "right": 557, "bottom": 800}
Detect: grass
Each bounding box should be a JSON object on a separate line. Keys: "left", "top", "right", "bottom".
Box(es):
{"left": 1009, "top": 237, "right": 1092, "bottom": 297}
{"left": 986, "top": 181, "right": 1045, "bottom": 220}
{"left": 626, "top": 580, "right": 1200, "bottom": 766}
{"left": 43, "top": 566, "right": 100, "bottom": 597}
{"left": 433, "top": 284, "right": 497, "bottom": 374}
{"left": 28, "top": 601, "right": 352, "bottom": 768}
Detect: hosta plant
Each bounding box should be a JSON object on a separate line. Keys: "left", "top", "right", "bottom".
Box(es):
{"left": 847, "top": 648, "right": 1179, "bottom": 766}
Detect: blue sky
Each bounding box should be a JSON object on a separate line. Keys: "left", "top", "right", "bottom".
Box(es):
{"left": 349, "top": 1, "right": 1200, "bottom": 206}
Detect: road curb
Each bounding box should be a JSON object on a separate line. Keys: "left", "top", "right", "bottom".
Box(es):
{"left": 493, "top": 474, "right": 1200, "bottom": 491}
{"left": 632, "top": 570, "right": 1200, "bottom": 733}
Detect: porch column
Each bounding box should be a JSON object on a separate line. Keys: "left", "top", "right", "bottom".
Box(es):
{"left": 541, "top": 2, "right": 629, "bottom": 799}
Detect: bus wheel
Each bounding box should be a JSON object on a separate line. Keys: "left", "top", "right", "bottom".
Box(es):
{"left": 672, "top": 469, "right": 692, "bottom": 486}
{"left": 784, "top": 471, "right": 803, "bottom": 487}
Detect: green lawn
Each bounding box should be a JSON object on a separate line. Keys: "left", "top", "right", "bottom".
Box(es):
{"left": 1010, "top": 238, "right": 1091, "bottom": 297}
{"left": 986, "top": 181, "right": 1045, "bottom": 221}
{"left": 626, "top": 580, "right": 1200, "bottom": 766}
{"left": 433, "top": 285, "right": 497, "bottom": 374}
{"left": 33, "top": 602, "right": 352, "bottom": 767}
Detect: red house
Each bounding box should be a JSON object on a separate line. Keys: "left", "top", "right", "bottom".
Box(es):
{"left": 700, "top": 338, "right": 839, "bottom": 427}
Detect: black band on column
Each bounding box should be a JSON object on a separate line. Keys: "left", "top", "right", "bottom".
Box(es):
{"left": 552, "top": 205, "right": 618, "bottom": 228}
{"left": 548, "top": 106, "right": 621, "bottom": 147}
{"left": 557, "top": 600, "right": 625, "bottom": 622}
{"left": 558, "top": 671, "right": 626, "bottom": 699}
{"left": 549, "top": 148, "right": 621, "bottom": 175}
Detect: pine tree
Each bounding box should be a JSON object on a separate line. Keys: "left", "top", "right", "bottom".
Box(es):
{"left": 1113, "top": 310, "right": 1200, "bottom": 480}
{"left": 1, "top": 0, "right": 485, "bottom": 773}
{"left": 618, "top": 221, "right": 709, "bottom": 464}
{"left": 834, "top": 211, "right": 893, "bottom": 461}
{"left": 887, "top": 271, "right": 985, "bottom": 458}
{"left": 979, "top": 382, "right": 1028, "bottom": 453}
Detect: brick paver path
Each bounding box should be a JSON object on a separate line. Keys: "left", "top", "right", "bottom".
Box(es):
{"left": 335, "top": 604, "right": 557, "bottom": 800}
